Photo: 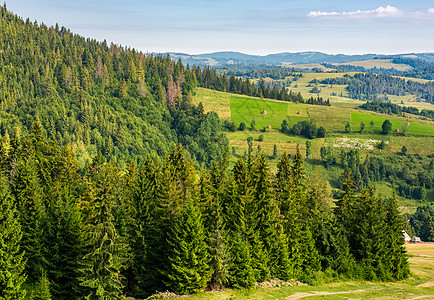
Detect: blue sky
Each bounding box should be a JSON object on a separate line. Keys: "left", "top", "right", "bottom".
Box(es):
{"left": 6, "top": 0, "right": 434, "bottom": 55}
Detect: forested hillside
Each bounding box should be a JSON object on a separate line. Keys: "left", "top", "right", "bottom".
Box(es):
{"left": 0, "top": 5, "right": 414, "bottom": 299}
{"left": 0, "top": 4, "right": 229, "bottom": 168}
{"left": 0, "top": 124, "right": 409, "bottom": 298}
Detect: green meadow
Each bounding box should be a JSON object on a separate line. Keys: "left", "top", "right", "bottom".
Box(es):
{"left": 351, "top": 111, "right": 434, "bottom": 136}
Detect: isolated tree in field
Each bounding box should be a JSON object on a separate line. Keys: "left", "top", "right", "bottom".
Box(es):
{"left": 401, "top": 146, "right": 408, "bottom": 155}
{"left": 369, "top": 121, "right": 375, "bottom": 133}
{"left": 378, "top": 140, "right": 386, "bottom": 150}
{"left": 305, "top": 140, "right": 312, "bottom": 159}
{"left": 250, "top": 120, "right": 256, "bottom": 131}
{"left": 382, "top": 119, "right": 392, "bottom": 135}
{"left": 281, "top": 119, "right": 289, "bottom": 134}
{"left": 238, "top": 122, "right": 246, "bottom": 131}
{"left": 360, "top": 122, "right": 365, "bottom": 134}
{"left": 273, "top": 144, "right": 278, "bottom": 159}
{"left": 345, "top": 122, "right": 351, "bottom": 133}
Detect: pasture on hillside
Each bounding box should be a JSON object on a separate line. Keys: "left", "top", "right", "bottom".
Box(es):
{"left": 351, "top": 111, "right": 434, "bottom": 136}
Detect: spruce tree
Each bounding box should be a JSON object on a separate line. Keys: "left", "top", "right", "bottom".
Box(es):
{"left": 129, "top": 157, "right": 161, "bottom": 296}
{"left": 0, "top": 174, "right": 27, "bottom": 300}
{"left": 199, "top": 169, "right": 230, "bottom": 290}
{"left": 227, "top": 233, "right": 255, "bottom": 289}
{"left": 384, "top": 194, "right": 409, "bottom": 280}
{"left": 79, "top": 163, "right": 128, "bottom": 299}
{"left": 12, "top": 159, "right": 46, "bottom": 281}
{"left": 44, "top": 187, "right": 83, "bottom": 299}
{"left": 163, "top": 200, "right": 211, "bottom": 294}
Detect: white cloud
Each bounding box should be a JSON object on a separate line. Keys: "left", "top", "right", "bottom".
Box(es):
{"left": 307, "top": 5, "right": 410, "bottom": 18}
{"left": 428, "top": 8, "right": 434, "bottom": 14}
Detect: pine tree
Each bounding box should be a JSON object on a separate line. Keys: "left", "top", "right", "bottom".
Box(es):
{"left": 0, "top": 173, "right": 27, "bottom": 300}
{"left": 199, "top": 166, "right": 230, "bottom": 290}
{"left": 163, "top": 200, "right": 211, "bottom": 294}
{"left": 44, "top": 187, "right": 84, "bottom": 299}
{"left": 129, "top": 157, "right": 161, "bottom": 296}
{"left": 34, "top": 271, "right": 52, "bottom": 300}
{"left": 12, "top": 159, "right": 46, "bottom": 281}
{"left": 79, "top": 163, "right": 128, "bottom": 299}
{"left": 227, "top": 233, "right": 255, "bottom": 289}
{"left": 384, "top": 194, "right": 409, "bottom": 280}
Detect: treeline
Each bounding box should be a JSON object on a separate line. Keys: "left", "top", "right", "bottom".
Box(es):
{"left": 323, "top": 148, "right": 432, "bottom": 200}
{"left": 361, "top": 100, "right": 434, "bottom": 120}
{"left": 196, "top": 67, "right": 330, "bottom": 106}
{"left": 0, "top": 5, "right": 229, "bottom": 169}
{"left": 321, "top": 63, "right": 401, "bottom": 76}
{"left": 0, "top": 123, "right": 409, "bottom": 298}
{"left": 281, "top": 119, "right": 326, "bottom": 139}
{"left": 222, "top": 67, "right": 303, "bottom": 81}
{"left": 322, "top": 58, "right": 434, "bottom": 80}
{"left": 319, "top": 73, "right": 434, "bottom": 103}
{"left": 409, "top": 203, "right": 434, "bottom": 242}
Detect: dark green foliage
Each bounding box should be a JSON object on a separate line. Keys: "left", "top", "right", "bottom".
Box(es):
{"left": 273, "top": 144, "right": 278, "bottom": 159}
{"left": 44, "top": 188, "right": 83, "bottom": 300}
{"left": 34, "top": 272, "right": 52, "bottom": 300}
{"left": 0, "top": 6, "right": 229, "bottom": 168}
{"left": 382, "top": 119, "right": 392, "bottom": 135}
{"left": 227, "top": 233, "right": 255, "bottom": 289}
{"left": 320, "top": 146, "right": 336, "bottom": 168}
{"left": 163, "top": 200, "right": 211, "bottom": 294}
{"left": 0, "top": 174, "right": 27, "bottom": 300}
{"left": 361, "top": 100, "right": 434, "bottom": 120}
{"left": 78, "top": 163, "right": 128, "bottom": 299}
{"left": 0, "top": 6, "right": 414, "bottom": 296}
{"left": 410, "top": 204, "right": 434, "bottom": 242}
{"left": 12, "top": 159, "right": 46, "bottom": 281}
{"left": 345, "top": 122, "right": 351, "bottom": 133}
{"left": 238, "top": 122, "right": 246, "bottom": 131}
{"left": 320, "top": 73, "right": 434, "bottom": 104}
{"left": 305, "top": 140, "right": 312, "bottom": 159}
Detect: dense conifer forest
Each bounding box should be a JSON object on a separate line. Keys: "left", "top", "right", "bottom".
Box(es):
{"left": 0, "top": 122, "right": 409, "bottom": 298}
{"left": 0, "top": 5, "right": 413, "bottom": 299}
{"left": 318, "top": 73, "right": 434, "bottom": 103}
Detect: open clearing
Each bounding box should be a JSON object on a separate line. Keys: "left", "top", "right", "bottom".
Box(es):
{"left": 338, "top": 59, "right": 413, "bottom": 71}
{"left": 168, "top": 244, "right": 434, "bottom": 300}
{"left": 351, "top": 111, "right": 434, "bottom": 136}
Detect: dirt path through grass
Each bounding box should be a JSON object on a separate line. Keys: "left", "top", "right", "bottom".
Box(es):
{"left": 285, "top": 289, "right": 365, "bottom": 299}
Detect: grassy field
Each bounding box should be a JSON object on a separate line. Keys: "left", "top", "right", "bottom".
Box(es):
{"left": 230, "top": 96, "right": 290, "bottom": 130}
{"left": 351, "top": 111, "right": 434, "bottom": 136}
{"left": 166, "top": 243, "right": 434, "bottom": 300}
{"left": 338, "top": 59, "right": 413, "bottom": 71}
{"left": 253, "top": 70, "right": 434, "bottom": 111}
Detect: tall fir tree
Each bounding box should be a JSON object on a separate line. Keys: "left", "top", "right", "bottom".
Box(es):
{"left": 79, "top": 162, "right": 128, "bottom": 299}
{"left": 163, "top": 199, "right": 211, "bottom": 294}
{"left": 384, "top": 193, "right": 410, "bottom": 280}
{"left": 44, "top": 187, "right": 84, "bottom": 299}
{"left": 0, "top": 173, "right": 27, "bottom": 300}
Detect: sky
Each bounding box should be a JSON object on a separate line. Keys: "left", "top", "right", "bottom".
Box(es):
{"left": 6, "top": 0, "right": 434, "bottom": 55}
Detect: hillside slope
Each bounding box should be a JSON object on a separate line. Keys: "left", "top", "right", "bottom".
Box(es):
{"left": 0, "top": 5, "right": 228, "bottom": 167}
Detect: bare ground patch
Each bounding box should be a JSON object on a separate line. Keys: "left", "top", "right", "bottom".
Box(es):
{"left": 286, "top": 289, "right": 365, "bottom": 299}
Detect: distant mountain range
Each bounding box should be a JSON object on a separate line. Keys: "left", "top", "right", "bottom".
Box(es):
{"left": 167, "top": 51, "right": 434, "bottom": 67}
